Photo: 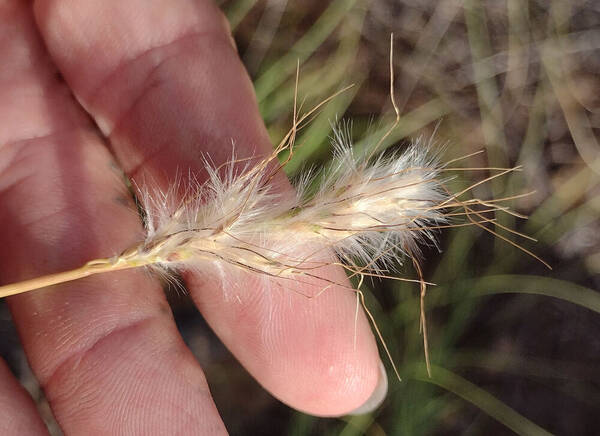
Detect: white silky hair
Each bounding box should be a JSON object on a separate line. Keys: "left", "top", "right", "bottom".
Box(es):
{"left": 137, "top": 127, "right": 448, "bottom": 294}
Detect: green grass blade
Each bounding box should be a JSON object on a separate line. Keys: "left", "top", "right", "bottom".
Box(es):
{"left": 416, "top": 366, "right": 553, "bottom": 436}
{"left": 225, "top": 0, "right": 259, "bottom": 31}
{"left": 465, "top": 275, "right": 600, "bottom": 314}
{"left": 254, "top": 0, "right": 359, "bottom": 102}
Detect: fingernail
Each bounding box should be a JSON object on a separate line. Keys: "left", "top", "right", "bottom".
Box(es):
{"left": 349, "top": 360, "right": 388, "bottom": 415}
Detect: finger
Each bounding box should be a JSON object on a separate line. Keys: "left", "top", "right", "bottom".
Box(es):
{"left": 0, "top": 3, "right": 226, "bottom": 433}
{"left": 0, "top": 359, "right": 49, "bottom": 434}
{"left": 34, "top": 0, "right": 386, "bottom": 415}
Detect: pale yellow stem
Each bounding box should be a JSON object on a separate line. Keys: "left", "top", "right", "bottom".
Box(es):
{"left": 0, "top": 255, "right": 154, "bottom": 298}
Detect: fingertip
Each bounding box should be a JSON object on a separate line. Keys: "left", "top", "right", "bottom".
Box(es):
{"left": 282, "top": 339, "right": 384, "bottom": 417}
{"left": 348, "top": 359, "right": 388, "bottom": 416}
{"left": 292, "top": 358, "right": 384, "bottom": 418}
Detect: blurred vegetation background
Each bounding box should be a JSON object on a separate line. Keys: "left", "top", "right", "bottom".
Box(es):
{"left": 2, "top": 0, "right": 598, "bottom": 435}
{"left": 215, "top": 0, "right": 600, "bottom": 434}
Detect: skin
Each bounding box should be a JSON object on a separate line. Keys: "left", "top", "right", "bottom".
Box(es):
{"left": 0, "top": 1, "right": 382, "bottom": 434}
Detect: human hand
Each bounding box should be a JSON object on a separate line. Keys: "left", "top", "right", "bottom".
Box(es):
{"left": 0, "top": 1, "right": 386, "bottom": 433}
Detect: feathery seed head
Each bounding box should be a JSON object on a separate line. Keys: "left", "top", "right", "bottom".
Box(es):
{"left": 138, "top": 131, "right": 448, "bottom": 287}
